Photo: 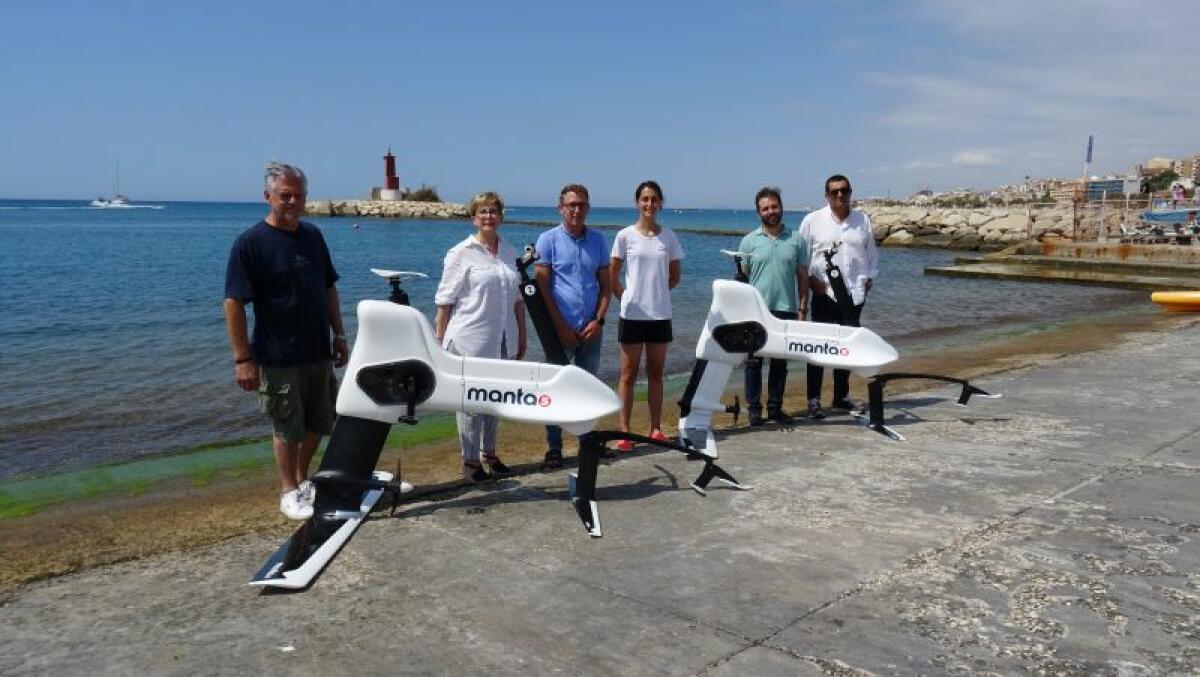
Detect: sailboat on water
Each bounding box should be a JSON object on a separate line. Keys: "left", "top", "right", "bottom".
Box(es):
{"left": 90, "top": 161, "right": 133, "bottom": 208}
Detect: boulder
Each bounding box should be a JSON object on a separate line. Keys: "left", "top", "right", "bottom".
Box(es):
{"left": 1033, "top": 208, "right": 1067, "bottom": 225}
{"left": 900, "top": 207, "right": 929, "bottom": 224}
{"left": 988, "top": 212, "right": 1029, "bottom": 233}
{"left": 951, "top": 232, "right": 982, "bottom": 248}
{"left": 883, "top": 230, "right": 915, "bottom": 245}
{"left": 967, "top": 211, "right": 995, "bottom": 227}
{"left": 939, "top": 212, "right": 966, "bottom": 228}
{"left": 913, "top": 233, "right": 953, "bottom": 247}
{"left": 863, "top": 207, "right": 892, "bottom": 223}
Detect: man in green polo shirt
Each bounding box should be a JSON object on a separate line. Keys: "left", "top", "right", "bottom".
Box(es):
{"left": 737, "top": 186, "right": 811, "bottom": 426}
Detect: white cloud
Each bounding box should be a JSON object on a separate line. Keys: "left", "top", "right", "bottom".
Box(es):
{"left": 953, "top": 150, "right": 998, "bottom": 167}
{"left": 866, "top": 0, "right": 1200, "bottom": 191}
{"left": 905, "top": 158, "right": 943, "bottom": 170}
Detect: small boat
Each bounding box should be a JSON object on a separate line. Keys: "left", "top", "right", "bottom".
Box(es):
{"left": 1140, "top": 202, "right": 1199, "bottom": 225}
{"left": 89, "top": 161, "right": 135, "bottom": 208}
{"left": 89, "top": 195, "right": 132, "bottom": 208}
{"left": 1150, "top": 291, "right": 1200, "bottom": 312}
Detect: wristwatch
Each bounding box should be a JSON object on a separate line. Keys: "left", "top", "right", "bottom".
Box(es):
{"left": 593, "top": 316, "right": 605, "bottom": 327}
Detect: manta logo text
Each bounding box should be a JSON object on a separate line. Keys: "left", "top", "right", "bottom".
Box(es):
{"left": 787, "top": 340, "right": 850, "bottom": 357}
{"left": 466, "top": 386, "right": 551, "bottom": 407}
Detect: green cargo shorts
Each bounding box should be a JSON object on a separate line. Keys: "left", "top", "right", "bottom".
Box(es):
{"left": 257, "top": 360, "right": 338, "bottom": 444}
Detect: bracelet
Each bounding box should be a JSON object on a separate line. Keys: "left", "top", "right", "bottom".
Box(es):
{"left": 333, "top": 334, "right": 347, "bottom": 341}
{"left": 235, "top": 356, "right": 254, "bottom": 364}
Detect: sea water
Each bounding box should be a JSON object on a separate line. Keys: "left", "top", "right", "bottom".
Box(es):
{"left": 0, "top": 199, "right": 1141, "bottom": 480}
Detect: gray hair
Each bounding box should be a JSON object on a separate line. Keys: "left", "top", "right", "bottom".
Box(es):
{"left": 264, "top": 161, "right": 308, "bottom": 194}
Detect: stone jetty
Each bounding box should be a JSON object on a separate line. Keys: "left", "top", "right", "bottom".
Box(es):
{"left": 305, "top": 199, "right": 467, "bottom": 219}
{"left": 862, "top": 203, "right": 1143, "bottom": 249}
{"left": 926, "top": 240, "right": 1200, "bottom": 291}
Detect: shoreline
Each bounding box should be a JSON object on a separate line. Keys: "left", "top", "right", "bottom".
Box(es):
{"left": 1, "top": 305, "right": 1191, "bottom": 590}
{"left": 0, "top": 298, "right": 1149, "bottom": 507}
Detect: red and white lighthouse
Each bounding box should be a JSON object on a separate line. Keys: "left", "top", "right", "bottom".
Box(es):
{"left": 372, "top": 147, "right": 405, "bottom": 201}
{"left": 384, "top": 147, "right": 400, "bottom": 191}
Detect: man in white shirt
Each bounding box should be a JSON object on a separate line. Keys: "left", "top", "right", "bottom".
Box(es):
{"left": 798, "top": 174, "right": 879, "bottom": 418}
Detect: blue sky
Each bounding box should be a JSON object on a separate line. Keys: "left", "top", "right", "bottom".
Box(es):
{"left": 3, "top": 1, "right": 1196, "bottom": 207}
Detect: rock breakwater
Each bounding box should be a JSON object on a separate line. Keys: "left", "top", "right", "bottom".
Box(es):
{"left": 306, "top": 199, "right": 468, "bottom": 219}
{"left": 862, "top": 204, "right": 1129, "bottom": 249}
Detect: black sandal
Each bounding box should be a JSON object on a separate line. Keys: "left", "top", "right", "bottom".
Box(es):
{"left": 540, "top": 449, "right": 564, "bottom": 471}
{"left": 483, "top": 454, "right": 512, "bottom": 476}
{"left": 463, "top": 462, "right": 492, "bottom": 483}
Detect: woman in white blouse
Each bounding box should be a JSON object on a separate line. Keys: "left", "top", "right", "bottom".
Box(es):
{"left": 609, "top": 180, "right": 684, "bottom": 452}
{"left": 434, "top": 192, "right": 527, "bottom": 482}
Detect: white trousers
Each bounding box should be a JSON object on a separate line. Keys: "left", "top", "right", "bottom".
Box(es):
{"left": 446, "top": 338, "right": 501, "bottom": 465}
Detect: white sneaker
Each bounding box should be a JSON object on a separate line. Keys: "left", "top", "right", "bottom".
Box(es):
{"left": 280, "top": 489, "right": 314, "bottom": 520}
{"left": 297, "top": 480, "right": 316, "bottom": 507}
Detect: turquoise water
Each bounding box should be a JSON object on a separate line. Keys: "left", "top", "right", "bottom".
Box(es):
{"left": 0, "top": 199, "right": 1141, "bottom": 480}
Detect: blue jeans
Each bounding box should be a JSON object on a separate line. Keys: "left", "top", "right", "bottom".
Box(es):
{"left": 745, "top": 310, "right": 797, "bottom": 416}
{"left": 546, "top": 331, "right": 604, "bottom": 450}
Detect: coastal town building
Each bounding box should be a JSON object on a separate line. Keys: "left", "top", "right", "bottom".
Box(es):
{"left": 1143, "top": 157, "right": 1174, "bottom": 174}
{"left": 1049, "top": 179, "right": 1084, "bottom": 202}
{"left": 1134, "top": 154, "right": 1198, "bottom": 190}
{"left": 1085, "top": 177, "right": 1140, "bottom": 200}
{"left": 888, "top": 150, "right": 1195, "bottom": 207}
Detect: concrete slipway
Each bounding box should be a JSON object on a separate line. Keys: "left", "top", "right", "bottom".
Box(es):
{"left": 3, "top": 320, "right": 1199, "bottom": 675}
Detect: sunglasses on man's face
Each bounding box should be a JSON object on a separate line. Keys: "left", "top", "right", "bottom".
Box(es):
{"left": 827, "top": 188, "right": 852, "bottom": 196}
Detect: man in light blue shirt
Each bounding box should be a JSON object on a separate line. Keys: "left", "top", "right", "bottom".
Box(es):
{"left": 737, "top": 186, "right": 810, "bottom": 425}
{"left": 534, "top": 183, "right": 611, "bottom": 468}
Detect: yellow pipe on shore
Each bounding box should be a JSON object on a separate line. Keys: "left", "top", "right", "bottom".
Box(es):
{"left": 1151, "top": 291, "right": 1200, "bottom": 312}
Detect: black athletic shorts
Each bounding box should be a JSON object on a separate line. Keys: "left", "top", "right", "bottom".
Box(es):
{"left": 618, "top": 318, "right": 673, "bottom": 344}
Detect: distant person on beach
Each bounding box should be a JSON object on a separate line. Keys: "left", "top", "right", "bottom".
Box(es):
{"left": 434, "top": 192, "right": 527, "bottom": 483}
{"left": 738, "top": 186, "right": 810, "bottom": 426}
{"left": 223, "top": 161, "right": 349, "bottom": 521}
{"left": 799, "top": 174, "right": 879, "bottom": 419}
{"left": 534, "top": 183, "right": 611, "bottom": 469}
{"left": 610, "top": 180, "right": 684, "bottom": 451}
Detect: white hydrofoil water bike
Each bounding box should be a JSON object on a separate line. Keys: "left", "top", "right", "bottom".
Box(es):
{"left": 251, "top": 245, "right": 998, "bottom": 590}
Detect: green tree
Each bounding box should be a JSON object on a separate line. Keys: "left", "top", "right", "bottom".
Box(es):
{"left": 403, "top": 184, "right": 441, "bottom": 202}
{"left": 1147, "top": 170, "right": 1179, "bottom": 192}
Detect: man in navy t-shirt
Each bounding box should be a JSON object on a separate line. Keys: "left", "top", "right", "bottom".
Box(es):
{"left": 223, "top": 162, "right": 348, "bottom": 520}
